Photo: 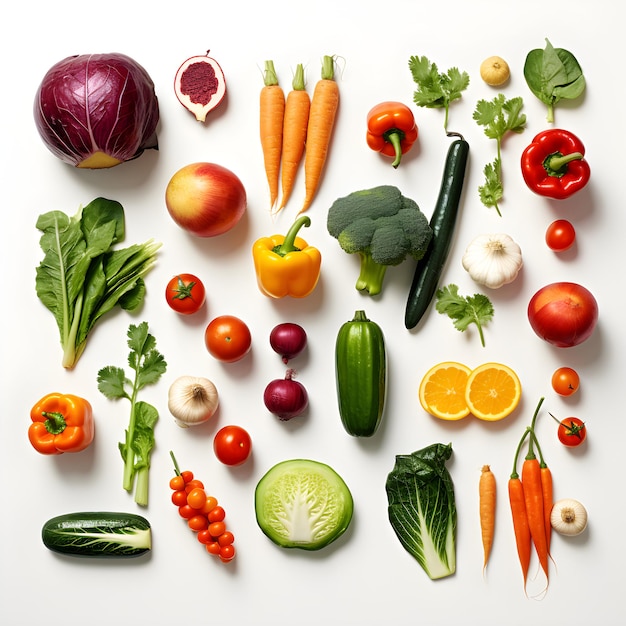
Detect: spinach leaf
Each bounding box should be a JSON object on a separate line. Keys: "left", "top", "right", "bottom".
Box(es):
{"left": 35, "top": 198, "right": 161, "bottom": 369}
{"left": 524, "top": 38, "right": 586, "bottom": 123}
{"left": 386, "top": 443, "right": 456, "bottom": 579}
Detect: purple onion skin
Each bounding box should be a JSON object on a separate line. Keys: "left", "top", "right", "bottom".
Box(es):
{"left": 34, "top": 53, "right": 160, "bottom": 167}
{"left": 269, "top": 323, "right": 307, "bottom": 364}
{"left": 264, "top": 377, "right": 308, "bottom": 421}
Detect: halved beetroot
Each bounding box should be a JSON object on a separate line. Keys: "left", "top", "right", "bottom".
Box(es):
{"left": 174, "top": 51, "right": 226, "bottom": 122}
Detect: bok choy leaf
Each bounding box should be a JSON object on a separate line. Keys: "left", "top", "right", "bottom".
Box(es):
{"left": 385, "top": 443, "right": 456, "bottom": 579}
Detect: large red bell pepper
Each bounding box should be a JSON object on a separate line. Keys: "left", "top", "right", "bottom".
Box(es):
{"left": 366, "top": 101, "right": 418, "bottom": 168}
{"left": 521, "top": 128, "right": 590, "bottom": 199}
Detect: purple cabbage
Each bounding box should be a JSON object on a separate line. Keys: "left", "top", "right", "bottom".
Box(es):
{"left": 34, "top": 53, "right": 160, "bottom": 168}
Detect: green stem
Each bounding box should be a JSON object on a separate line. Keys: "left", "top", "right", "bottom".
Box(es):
{"left": 546, "top": 152, "right": 584, "bottom": 174}
{"left": 546, "top": 103, "right": 555, "bottom": 124}
{"left": 321, "top": 55, "right": 335, "bottom": 81}
{"left": 170, "top": 450, "right": 181, "bottom": 476}
{"left": 525, "top": 397, "right": 545, "bottom": 461}
{"left": 274, "top": 216, "right": 311, "bottom": 255}
{"left": 385, "top": 131, "right": 404, "bottom": 168}
{"left": 263, "top": 60, "right": 279, "bottom": 87}
{"left": 511, "top": 427, "right": 530, "bottom": 479}
{"left": 292, "top": 63, "right": 306, "bottom": 91}
{"left": 41, "top": 411, "right": 67, "bottom": 435}
{"left": 123, "top": 378, "right": 141, "bottom": 493}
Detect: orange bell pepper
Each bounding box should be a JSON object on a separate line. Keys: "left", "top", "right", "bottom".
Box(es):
{"left": 252, "top": 215, "right": 321, "bottom": 298}
{"left": 366, "top": 101, "right": 418, "bottom": 168}
{"left": 29, "top": 393, "right": 95, "bottom": 455}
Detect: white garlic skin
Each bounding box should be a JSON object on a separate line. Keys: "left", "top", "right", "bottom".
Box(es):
{"left": 462, "top": 233, "right": 523, "bottom": 289}
{"left": 550, "top": 498, "right": 588, "bottom": 536}
{"left": 168, "top": 375, "right": 219, "bottom": 428}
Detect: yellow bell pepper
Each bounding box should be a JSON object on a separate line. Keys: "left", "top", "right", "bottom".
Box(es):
{"left": 252, "top": 216, "right": 321, "bottom": 298}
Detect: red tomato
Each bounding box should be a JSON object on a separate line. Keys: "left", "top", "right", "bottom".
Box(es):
{"left": 554, "top": 416, "right": 587, "bottom": 447}
{"left": 165, "top": 274, "right": 206, "bottom": 315}
{"left": 205, "top": 315, "right": 252, "bottom": 362}
{"left": 527, "top": 282, "right": 598, "bottom": 348}
{"left": 213, "top": 425, "right": 252, "bottom": 466}
{"left": 551, "top": 367, "right": 580, "bottom": 396}
{"left": 545, "top": 219, "right": 576, "bottom": 252}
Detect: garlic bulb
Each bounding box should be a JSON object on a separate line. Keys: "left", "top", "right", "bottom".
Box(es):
{"left": 168, "top": 375, "right": 219, "bottom": 428}
{"left": 462, "top": 233, "right": 523, "bottom": 289}
{"left": 550, "top": 498, "right": 588, "bottom": 536}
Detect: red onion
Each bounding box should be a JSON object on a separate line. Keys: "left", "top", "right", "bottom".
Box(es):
{"left": 34, "top": 53, "right": 160, "bottom": 168}
{"left": 269, "top": 323, "right": 307, "bottom": 364}
{"left": 264, "top": 370, "right": 308, "bottom": 421}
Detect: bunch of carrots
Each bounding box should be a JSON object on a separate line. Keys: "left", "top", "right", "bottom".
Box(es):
{"left": 259, "top": 55, "right": 339, "bottom": 215}
{"left": 479, "top": 397, "right": 553, "bottom": 596}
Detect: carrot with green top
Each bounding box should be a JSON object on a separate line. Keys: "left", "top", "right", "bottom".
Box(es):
{"left": 277, "top": 63, "right": 310, "bottom": 213}
{"left": 260, "top": 60, "right": 285, "bottom": 210}
{"left": 522, "top": 398, "right": 550, "bottom": 583}
{"left": 509, "top": 428, "right": 531, "bottom": 591}
{"left": 301, "top": 55, "right": 339, "bottom": 214}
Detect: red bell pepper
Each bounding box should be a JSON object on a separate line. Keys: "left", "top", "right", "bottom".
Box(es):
{"left": 366, "top": 101, "right": 418, "bottom": 168}
{"left": 521, "top": 129, "right": 590, "bottom": 199}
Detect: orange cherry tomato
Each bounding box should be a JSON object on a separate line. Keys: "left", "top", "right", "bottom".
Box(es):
{"left": 551, "top": 367, "right": 580, "bottom": 396}
{"left": 188, "top": 515, "right": 209, "bottom": 532}
{"left": 169, "top": 475, "right": 185, "bottom": 491}
{"left": 205, "top": 315, "right": 252, "bottom": 363}
{"left": 187, "top": 487, "right": 208, "bottom": 509}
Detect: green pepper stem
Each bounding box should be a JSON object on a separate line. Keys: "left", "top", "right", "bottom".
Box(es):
{"left": 384, "top": 130, "right": 404, "bottom": 168}
{"left": 546, "top": 151, "right": 584, "bottom": 174}
{"left": 41, "top": 411, "right": 67, "bottom": 435}
{"left": 275, "top": 216, "right": 311, "bottom": 256}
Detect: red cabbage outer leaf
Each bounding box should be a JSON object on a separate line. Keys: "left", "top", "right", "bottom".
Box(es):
{"left": 34, "top": 53, "right": 160, "bottom": 168}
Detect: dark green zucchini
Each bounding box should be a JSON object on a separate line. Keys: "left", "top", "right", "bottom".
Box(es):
{"left": 335, "top": 310, "right": 386, "bottom": 437}
{"left": 405, "top": 134, "right": 469, "bottom": 329}
{"left": 42, "top": 512, "right": 152, "bottom": 558}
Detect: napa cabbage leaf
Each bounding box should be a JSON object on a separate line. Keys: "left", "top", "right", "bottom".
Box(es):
{"left": 385, "top": 443, "right": 456, "bottom": 579}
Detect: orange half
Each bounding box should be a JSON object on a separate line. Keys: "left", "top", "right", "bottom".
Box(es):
{"left": 465, "top": 362, "right": 522, "bottom": 421}
{"left": 419, "top": 361, "right": 472, "bottom": 420}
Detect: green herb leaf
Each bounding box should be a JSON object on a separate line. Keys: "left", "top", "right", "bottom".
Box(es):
{"left": 98, "top": 322, "right": 167, "bottom": 506}
{"left": 473, "top": 95, "right": 525, "bottom": 214}
{"left": 435, "top": 284, "right": 494, "bottom": 347}
{"left": 408, "top": 56, "right": 469, "bottom": 132}
{"left": 524, "top": 38, "right": 586, "bottom": 123}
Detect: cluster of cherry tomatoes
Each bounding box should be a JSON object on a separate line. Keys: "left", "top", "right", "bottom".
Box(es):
{"left": 169, "top": 455, "right": 236, "bottom": 563}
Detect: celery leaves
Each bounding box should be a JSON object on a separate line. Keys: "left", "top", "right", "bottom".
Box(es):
{"left": 435, "top": 284, "right": 494, "bottom": 347}
{"left": 97, "top": 322, "right": 167, "bottom": 507}
{"left": 408, "top": 56, "right": 469, "bottom": 133}
{"left": 35, "top": 197, "right": 161, "bottom": 369}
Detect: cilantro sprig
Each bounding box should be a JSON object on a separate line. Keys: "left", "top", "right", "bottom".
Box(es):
{"left": 408, "top": 55, "right": 470, "bottom": 133}
{"left": 473, "top": 94, "right": 526, "bottom": 215}
{"left": 97, "top": 322, "right": 167, "bottom": 506}
{"left": 435, "top": 284, "right": 494, "bottom": 347}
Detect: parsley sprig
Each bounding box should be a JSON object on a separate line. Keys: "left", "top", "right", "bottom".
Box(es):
{"left": 97, "top": 322, "right": 167, "bottom": 506}
{"left": 473, "top": 94, "right": 526, "bottom": 215}
{"left": 435, "top": 284, "right": 494, "bottom": 347}
{"left": 408, "top": 55, "right": 470, "bottom": 133}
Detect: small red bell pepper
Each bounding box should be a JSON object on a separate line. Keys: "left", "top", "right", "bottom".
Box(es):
{"left": 29, "top": 393, "right": 95, "bottom": 454}
{"left": 366, "top": 101, "right": 418, "bottom": 168}
{"left": 521, "top": 128, "right": 590, "bottom": 199}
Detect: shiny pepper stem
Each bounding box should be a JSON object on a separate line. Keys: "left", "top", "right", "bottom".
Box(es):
{"left": 545, "top": 151, "right": 584, "bottom": 175}
{"left": 274, "top": 215, "right": 311, "bottom": 255}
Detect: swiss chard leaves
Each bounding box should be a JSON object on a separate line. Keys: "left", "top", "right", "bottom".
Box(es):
{"left": 386, "top": 443, "right": 456, "bottom": 580}
{"left": 524, "top": 38, "right": 586, "bottom": 123}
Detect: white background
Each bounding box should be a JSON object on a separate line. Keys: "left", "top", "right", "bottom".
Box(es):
{"left": 1, "top": 1, "right": 623, "bottom": 624}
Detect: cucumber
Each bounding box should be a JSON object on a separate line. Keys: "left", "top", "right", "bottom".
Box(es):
{"left": 42, "top": 512, "right": 152, "bottom": 558}
{"left": 335, "top": 310, "right": 386, "bottom": 437}
{"left": 405, "top": 135, "right": 470, "bottom": 329}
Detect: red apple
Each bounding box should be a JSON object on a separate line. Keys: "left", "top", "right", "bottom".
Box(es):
{"left": 528, "top": 282, "right": 598, "bottom": 348}
{"left": 165, "top": 162, "right": 247, "bottom": 237}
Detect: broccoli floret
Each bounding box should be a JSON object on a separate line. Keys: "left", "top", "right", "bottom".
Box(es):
{"left": 327, "top": 185, "right": 432, "bottom": 296}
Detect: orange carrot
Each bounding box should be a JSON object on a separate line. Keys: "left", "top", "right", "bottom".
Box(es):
{"left": 260, "top": 60, "right": 285, "bottom": 210}
{"left": 276, "top": 63, "right": 310, "bottom": 213}
{"left": 521, "top": 453, "right": 549, "bottom": 580}
{"left": 479, "top": 464, "right": 496, "bottom": 573}
{"left": 540, "top": 464, "right": 553, "bottom": 556}
{"left": 300, "top": 55, "right": 339, "bottom": 214}
{"left": 509, "top": 429, "right": 531, "bottom": 591}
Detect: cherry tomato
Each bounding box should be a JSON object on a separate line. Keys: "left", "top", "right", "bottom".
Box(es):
{"left": 206, "top": 542, "right": 221, "bottom": 555}
{"left": 545, "top": 219, "right": 576, "bottom": 252}
{"left": 213, "top": 425, "right": 252, "bottom": 466}
{"left": 551, "top": 414, "right": 587, "bottom": 447}
{"left": 171, "top": 489, "right": 188, "bottom": 507}
{"left": 186, "top": 487, "right": 207, "bottom": 510}
{"left": 169, "top": 475, "right": 185, "bottom": 491}
{"left": 219, "top": 544, "right": 236, "bottom": 562}
{"left": 218, "top": 531, "right": 235, "bottom": 546}
{"left": 165, "top": 274, "right": 206, "bottom": 315}
{"left": 551, "top": 367, "right": 580, "bottom": 396}
{"left": 205, "top": 315, "right": 252, "bottom": 363}
{"left": 188, "top": 515, "right": 209, "bottom": 532}
{"left": 209, "top": 521, "right": 226, "bottom": 537}
{"left": 201, "top": 496, "right": 219, "bottom": 515}
{"left": 208, "top": 506, "right": 225, "bottom": 523}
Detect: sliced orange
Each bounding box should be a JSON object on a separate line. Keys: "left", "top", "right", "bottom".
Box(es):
{"left": 419, "top": 361, "right": 472, "bottom": 420}
{"left": 465, "top": 362, "right": 522, "bottom": 421}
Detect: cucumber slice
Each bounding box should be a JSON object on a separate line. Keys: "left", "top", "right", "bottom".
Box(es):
{"left": 255, "top": 459, "right": 353, "bottom": 550}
